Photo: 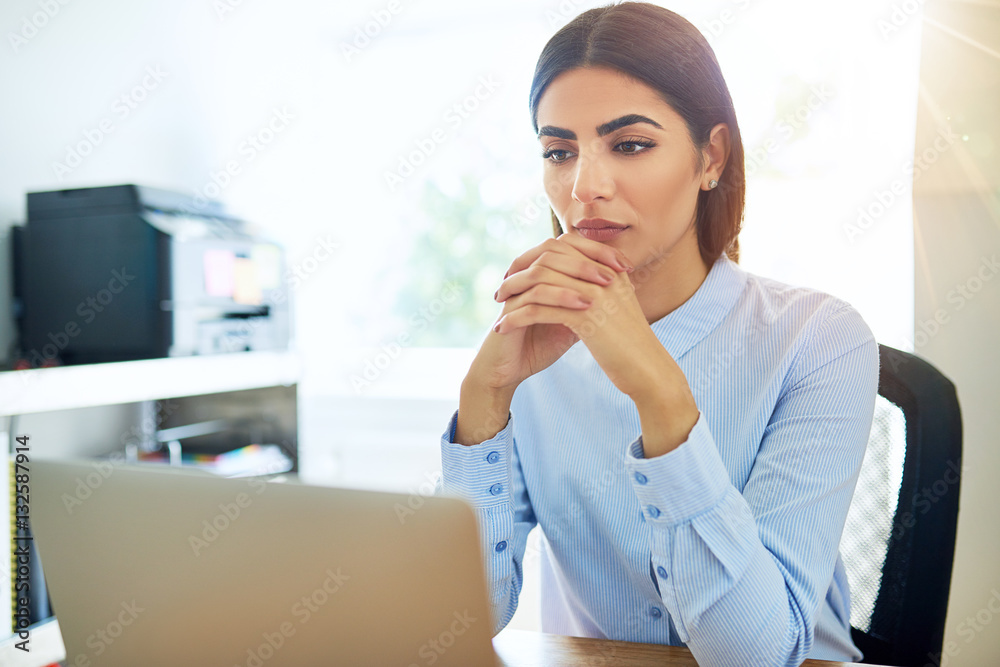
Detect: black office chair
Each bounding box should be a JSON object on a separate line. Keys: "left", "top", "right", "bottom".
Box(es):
{"left": 840, "top": 344, "right": 962, "bottom": 667}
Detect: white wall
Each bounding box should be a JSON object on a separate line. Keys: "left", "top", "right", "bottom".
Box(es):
{"left": 912, "top": 1, "right": 1000, "bottom": 665}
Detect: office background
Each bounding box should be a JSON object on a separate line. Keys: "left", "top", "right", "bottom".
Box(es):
{"left": 0, "top": 0, "right": 996, "bottom": 664}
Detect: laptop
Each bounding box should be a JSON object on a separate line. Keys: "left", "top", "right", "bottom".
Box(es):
{"left": 27, "top": 459, "right": 499, "bottom": 666}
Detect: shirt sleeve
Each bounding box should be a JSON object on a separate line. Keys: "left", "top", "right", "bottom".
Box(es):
{"left": 623, "top": 303, "right": 879, "bottom": 667}
{"left": 438, "top": 409, "right": 537, "bottom": 635}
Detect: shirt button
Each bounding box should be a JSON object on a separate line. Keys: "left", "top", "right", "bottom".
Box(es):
{"left": 495, "top": 541, "right": 508, "bottom": 553}
{"left": 656, "top": 566, "right": 668, "bottom": 579}
{"left": 633, "top": 472, "right": 648, "bottom": 485}
{"left": 486, "top": 451, "right": 500, "bottom": 464}
{"left": 489, "top": 483, "right": 503, "bottom": 495}
{"left": 647, "top": 505, "right": 661, "bottom": 519}
{"left": 649, "top": 606, "right": 662, "bottom": 619}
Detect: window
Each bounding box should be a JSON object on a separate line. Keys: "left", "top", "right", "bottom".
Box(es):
{"left": 318, "top": 0, "right": 920, "bottom": 402}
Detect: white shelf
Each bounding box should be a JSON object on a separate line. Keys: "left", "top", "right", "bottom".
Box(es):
{"left": 0, "top": 350, "right": 301, "bottom": 417}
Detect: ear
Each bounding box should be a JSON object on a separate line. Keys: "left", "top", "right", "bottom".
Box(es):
{"left": 700, "top": 123, "right": 731, "bottom": 191}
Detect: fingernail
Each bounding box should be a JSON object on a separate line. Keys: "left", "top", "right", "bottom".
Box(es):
{"left": 493, "top": 321, "right": 501, "bottom": 333}
{"left": 577, "top": 296, "right": 593, "bottom": 307}
{"left": 600, "top": 270, "right": 614, "bottom": 283}
{"left": 494, "top": 289, "right": 499, "bottom": 301}
{"left": 619, "top": 260, "right": 634, "bottom": 272}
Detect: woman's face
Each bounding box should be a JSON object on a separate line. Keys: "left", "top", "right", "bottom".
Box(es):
{"left": 535, "top": 66, "right": 718, "bottom": 274}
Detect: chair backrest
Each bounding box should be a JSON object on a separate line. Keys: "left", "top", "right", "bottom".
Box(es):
{"left": 840, "top": 344, "right": 962, "bottom": 667}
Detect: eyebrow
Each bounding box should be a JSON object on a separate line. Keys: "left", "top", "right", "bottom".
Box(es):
{"left": 537, "top": 113, "right": 664, "bottom": 140}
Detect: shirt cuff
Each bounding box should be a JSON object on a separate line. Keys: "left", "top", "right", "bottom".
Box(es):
{"left": 624, "top": 411, "right": 731, "bottom": 525}
{"left": 440, "top": 409, "right": 514, "bottom": 507}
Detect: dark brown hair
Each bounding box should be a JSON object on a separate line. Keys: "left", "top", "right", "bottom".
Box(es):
{"left": 529, "top": 1, "right": 746, "bottom": 264}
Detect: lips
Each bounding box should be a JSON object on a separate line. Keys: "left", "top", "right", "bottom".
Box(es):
{"left": 574, "top": 218, "right": 629, "bottom": 241}
{"left": 575, "top": 218, "right": 627, "bottom": 230}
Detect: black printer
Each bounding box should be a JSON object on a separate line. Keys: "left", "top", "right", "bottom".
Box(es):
{"left": 13, "top": 184, "right": 292, "bottom": 366}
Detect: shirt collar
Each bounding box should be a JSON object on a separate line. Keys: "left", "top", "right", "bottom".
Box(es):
{"left": 648, "top": 254, "right": 748, "bottom": 360}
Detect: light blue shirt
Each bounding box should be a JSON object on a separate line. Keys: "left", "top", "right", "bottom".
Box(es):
{"left": 440, "top": 255, "right": 879, "bottom": 666}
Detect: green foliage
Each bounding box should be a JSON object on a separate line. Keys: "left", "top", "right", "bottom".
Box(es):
{"left": 392, "top": 173, "right": 547, "bottom": 347}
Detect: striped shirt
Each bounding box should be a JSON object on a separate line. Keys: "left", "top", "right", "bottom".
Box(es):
{"left": 440, "top": 255, "right": 879, "bottom": 666}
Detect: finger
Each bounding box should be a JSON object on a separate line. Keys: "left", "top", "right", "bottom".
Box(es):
{"left": 494, "top": 303, "right": 576, "bottom": 335}
{"left": 503, "top": 237, "right": 576, "bottom": 280}
{"left": 555, "top": 232, "right": 635, "bottom": 273}
{"left": 501, "top": 283, "right": 595, "bottom": 314}
{"left": 503, "top": 236, "right": 632, "bottom": 280}
{"left": 496, "top": 253, "right": 614, "bottom": 302}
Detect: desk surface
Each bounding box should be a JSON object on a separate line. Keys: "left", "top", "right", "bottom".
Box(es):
{"left": 2, "top": 621, "right": 892, "bottom": 667}
{"left": 492, "top": 629, "right": 891, "bottom": 667}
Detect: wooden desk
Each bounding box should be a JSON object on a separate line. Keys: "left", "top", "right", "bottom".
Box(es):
{"left": 493, "top": 629, "right": 891, "bottom": 667}
{"left": 3, "top": 622, "right": 893, "bottom": 666}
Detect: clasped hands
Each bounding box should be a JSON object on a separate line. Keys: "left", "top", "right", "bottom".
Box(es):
{"left": 485, "top": 233, "right": 699, "bottom": 456}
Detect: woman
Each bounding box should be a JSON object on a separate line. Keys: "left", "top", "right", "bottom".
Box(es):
{"left": 439, "top": 3, "right": 878, "bottom": 665}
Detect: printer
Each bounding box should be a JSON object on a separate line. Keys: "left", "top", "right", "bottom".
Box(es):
{"left": 13, "top": 184, "right": 292, "bottom": 366}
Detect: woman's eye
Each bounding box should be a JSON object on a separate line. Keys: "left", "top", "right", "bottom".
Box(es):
{"left": 542, "top": 148, "right": 573, "bottom": 163}
{"left": 542, "top": 139, "right": 652, "bottom": 162}
{"left": 615, "top": 139, "right": 655, "bottom": 155}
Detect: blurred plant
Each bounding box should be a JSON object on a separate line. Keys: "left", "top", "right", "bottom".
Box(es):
{"left": 392, "top": 172, "right": 547, "bottom": 347}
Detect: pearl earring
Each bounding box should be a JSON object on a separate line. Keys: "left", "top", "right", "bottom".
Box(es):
{"left": 708, "top": 179, "right": 718, "bottom": 189}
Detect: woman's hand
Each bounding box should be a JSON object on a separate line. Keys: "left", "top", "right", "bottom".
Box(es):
{"left": 492, "top": 233, "right": 656, "bottom": 396}
{"left": 454, "top": 234, "right": 632, "bottom": 445}
{"left": 466, "top": 234, "right": 634, "bottom": 395}
{"left": 491, "top": 233, "right": 700, "bottom": 456}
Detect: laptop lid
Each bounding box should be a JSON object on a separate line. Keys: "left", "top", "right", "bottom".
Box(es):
{"left": 28, "top": 459, "right": 498, "bottom": 666}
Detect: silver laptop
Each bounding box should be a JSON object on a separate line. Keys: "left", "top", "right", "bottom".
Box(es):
{"left": 27, "top": 459, "right": 498, "bottom": 666}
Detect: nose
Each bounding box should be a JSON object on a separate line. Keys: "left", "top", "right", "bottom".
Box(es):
{"left": 569, "top": 141, "right": 615, "bottom": 204}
